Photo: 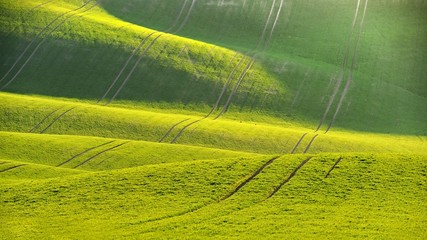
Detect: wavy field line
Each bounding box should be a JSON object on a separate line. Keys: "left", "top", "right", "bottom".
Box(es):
{"left": 72, "top": 141, "right": 130, "bottom": 169}
{"left": 0, "top": 1, "right": 98, "bottom": 90}
{"left": 57, "top": 140, "right": 116, "bottom": 167}
{"left": 267, "top": 156, "right": 313, "bottom": 198}
{"left": 0, "top": 0, "right": 94, "bottom": 84}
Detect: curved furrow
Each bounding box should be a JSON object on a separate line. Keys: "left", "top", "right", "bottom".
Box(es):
{"left": 0, "top": 164, "right": 27, "bottom": 173}
{"left": 0, "top": 2, "right": 99, "bottom": 90}
{"left": 325, "top": 0, "right": 369, "bottom": 133}
{"left": 325, "top": 157, "right": 343, "bottom": 178}
{"left": 267, "top": 156, "right": 313, "bottom": 199}
{"left": 159, "top": 118, "right": 191, "bottom": 143}
{"left": 314, "top": 0, "right": 363, "bottom": 132}
{"left": 72, "top": 141, "right": 130, "bottom": 169}
{"left": 56, "top": 140, "right": 116, "bottom": 167}
{"left": 290, "top": 132, "right": 308, "bottom": 154}
{"left": 303, "top": 134, "right": 319, "bottom": 153}
{"left": 39, "top": 107, "right": 76, "bottom": 134}
{"left": 29, "top": 106, "right": 65, "bottom": 133}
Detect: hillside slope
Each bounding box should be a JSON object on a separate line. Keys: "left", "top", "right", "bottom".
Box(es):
{"left": 0, "top": 0, "right": 425, "bottom": 134}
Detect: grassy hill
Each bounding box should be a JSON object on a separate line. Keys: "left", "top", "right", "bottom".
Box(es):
{"left": 0, "top": 0, "right": 426, "bottom": 134}
{"left": 1, "top": 153, "right": 425, "bottom": 239}
{"left": 0, "top": 0, "right": 426, "bottom": 239}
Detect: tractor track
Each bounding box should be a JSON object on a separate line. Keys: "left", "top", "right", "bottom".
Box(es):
{"left": 56, "top": 140, "right": 116, "bottom": 167}
{"left": 303, "top": 134, "right": 318, "bottom": 153}
{"left": 31, "top": 0, "right": 57, "bottom": 11}
{"left": 39, "top": 107, "right": 76, "bottom": 134}
{"left": 97, "top": 31, "right": 155, "bottom": 103}
{"left": 73, "top": 141, "right": 130, "bottom": 169}
{"left": 325, "top": 157, "right": 343, "bottom": 178}
{"left": 0, "top": 1, "right": 98, "bottom": 90}
{"left": 29, "top": 106, "right": 65, "bottom": 133}
{"left": 221, "top": 156, "right": 280, "bottom": 200}
{"left": 156, "top": 0, "right": 283, "bottom": 142}
{"left": 325, "top": 0, "right": 369, "bottom": 133}
{"left": 215, "top": 57, "right": 256, "bottom": 119}
{"left": 106, "top": 34, "right": 163, "bottom": 105}
{"left": 291, "top": 0, "right": 369, "bottom": 153}
{"left": 315, "top": 0, "right": 363, "bottom": 132}
{"left": 207, "top": 54, "right": 247, "bottom": 116}
{"left": 159, "top": 118, "right": 190, "bottom": 142}
{"left": 171, "top": 117, "right": 206, "bottom": 144}
{"left": 290, "top": 133, "right": 308, "bottom": 154}
{"left": 101, "top": 0, "right": 196, "bottom": 105}
{"left": 0, "top": 0, "right": 95, "bottom": 85}
{"left": 267, "top": 156, "right": 313, "bottom": 199}
{"left": 0, "top": 164, "right": 27, "bottom": 173}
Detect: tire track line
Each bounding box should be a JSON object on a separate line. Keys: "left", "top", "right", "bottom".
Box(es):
{"left": 159, "top": 118, "right": 190, "bottom": 142}
{"left": 256, "top": 0, "right": 277, "bottom": 49}
{"left": 56, "top": 140, "right": 116, "bottom": 167}
{"left": 303, "top": 134, "right": 318, "bottom": 153}
{"left": 314, "top": 0, "right": 362, "bottom": 132}
{"left": 0, "top": 164, "right": 27, "bottom": 173}
{"left": 0, "top": 1, "right": 98, "bottom": 90}
{"left": 294, "top": 0, "right": 367, "bottom": 153}
{"left": 267, "top": 156, "right": 313, "bottom": 199}
{"left": 325, "top": 0, "right": 369, "bottom": 133}
{"left": 72, "top": 141, "right": 130, "bottom": 169}
{"left": 164, "top": 0, "right": 190, "bottom": 32}
{"left": 97, "top": 0, "right": 186, "bottom": 103}
{"left": 214, "top": 0, "right": 282, "bottom": 119}
{"left": 102, "top": 0, "right": 197, "bottom": 105}
{"left": 207, "top": 54, "right": 247, "bottom": 117}
{"left": 174, "top": 0, "right": 197, "bottom": 33}
{"left": 31, "top": 0, "right": 57, "bottom": 11}
{"left": 171, "top": 118, "right": 206, "bottom": 144}
{"left": 221, "top": 156, "right": 280, "bottom": 200}
{"left": 97, "top": 31, "right": 156, "bottom": 103}
{"left": 39, "top": 107, "right": 76, "bottom": 134}
{"left": 325, "top": 157, "right": 343, "bottom": 178}
{"left": 106, "top": 34, "right": 163, "bottom": 105}
{"left": 29, "top": 106, "right": 65, "bottom": 133}
{"left": 0, "top": 0, "right": 94, "bottom": 85}
{"left": 290, "top": 133, "right": 307, "bottom": 154}
{"left": 215, "top": 57, "right": 256, "bottom": 119}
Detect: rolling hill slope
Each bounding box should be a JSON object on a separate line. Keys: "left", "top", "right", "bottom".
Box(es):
{"left": 0, "top": 0, "right": 426, "bottom": 239}
{"left": 0, "top": 0, "right": 425, "bottom": 134}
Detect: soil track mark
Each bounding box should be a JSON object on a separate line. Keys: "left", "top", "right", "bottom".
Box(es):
{"left": 29, "top": 106, "right": 64, "bottom": 133}
{"left": 0, "top": 0, "right": 94, "bottom": 84}
{"left": 72, "top": 141, "right": 130, "bottom": 169}
{"left": 31, "top": 0, "right": 56, "bottom": 11}
{"left": 207, "top": 54, "right": 247, "bottom": 116}
{"left": 325, "top": 157, "right": 343, "bottom": 178}
{"left": 106, "top": 34, "right": 163, "bottom": 105}
{"left": 56, "top": 140, "right": 116, "bottom": 167}
{"left": 39, "top": 107, "right": 76, "bottom": 133}
{"left": 170, "top": 117, "right": 206, "bottom": 143}
{"left": 315, "top": 0, "right": 362, "bottom": 132}
{"left": 303, "top": 134, "right": 319, "bottom": 153}
{"left": 325, "top": 0, "right": 369, "bottom": 133}
{"left": 221, "top": 156, "right": 280, "bottom": 200}
{"left": 159, "top": 118, "right": 190, "bottom": 142}
{"left": 215, "top": 57, "right": 256, "bottom": 119}
{"left": 1, "top": 2, "right": 98, "bottom": 90}
{"left": 98, "top": 31, "right": 156, "bottom": 103}
{"left": 267, "top": 156, "right": 313, "bottom": 199}
{"left": 290, "top": 133, "right": 307, "bottom": 154}
{"left": 0, "top": 164, "right": 27, "bottom": 173}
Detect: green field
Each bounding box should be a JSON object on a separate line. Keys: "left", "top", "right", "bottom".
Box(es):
{"left": 0, "top": 0, "right": 426, "bottom": 239}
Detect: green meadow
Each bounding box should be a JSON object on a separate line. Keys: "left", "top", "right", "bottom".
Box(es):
{"left": 0, "top": 0, "right": 426, "bottom": 239}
